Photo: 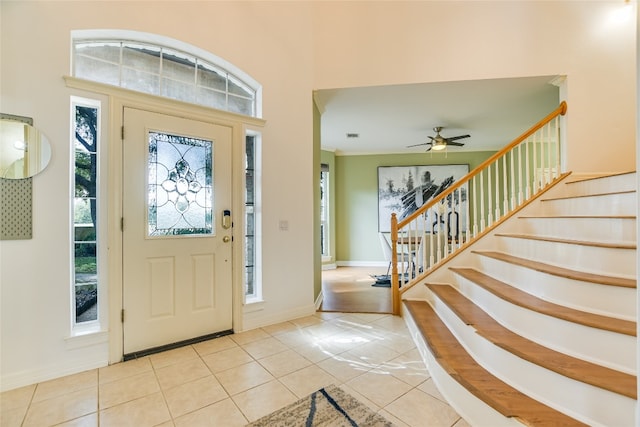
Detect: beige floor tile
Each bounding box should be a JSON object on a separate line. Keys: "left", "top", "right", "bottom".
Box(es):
{"left": 54, "top": 412, "right": 98, "bottom": 427}
{"left": 317, "top": 353, "right": 371, "bottom": 381}
{"left": 98, "top": 371, "right": 159, "bottom": 409}
{"left": 1, "top": 405, "right": 28, "bottom": 427}
{"left": 418, "top": 377, "right": 447, "bottom": 403}
{"left": 155, "top": 357, "right": 211, "bottom": 390}
{"left": 289, "top": 315, "right": 324, "bottom": 328}
{"left": 314, "top": 311, "right": 347, "bottom": 321}
{"left": 273, "top": 328, "right": 317, "bottom": 349}
{"left": 289, "top": 341, "right": 339, "bottom": 364}
{"left": 215, "top": 361, "right": 274, "bottom": 396}
{"left": 257, "top": 349, "right": 312, "bottom": 378}
{"left": 371, "top": 314, "right": 411, "bottom": 333}
{"left": 384, "top": 388, "right": 460, "bottom": 427}
{"left": 23, "top": 387, "right": 96, "bottom": 427}
{"left": 382, "top": 349, "right": 430, "bottom": 387}
{"left": 163, "top": 375, "right": 228, "bottom": 418}
{"left": 192, "top": 335, "right": 238, "bottom": 357}
{"left": 240, "top": 336, "right": 289, "bottom": 360}
{"left": 259, "top": 321, "right": 298, "bottom": 336}
{"left": 378, "top": 409, "right": 411, "bottom": 427}
{"left": 279, "top": 365, "right": 339, "bottom": 398}
{"left": 346, "top": 370, "right": 413, "bottom": 407}
{"left": 342, "top": 340, "right": 402, "bottom": 368}
{"left": 173, "top": 398, "right": 247, "bottom": 427}
{"left": 232, "top": 380, "right": 298, "bottom": 422}
{"left": 201, "top": 346, "right": 253, "bottom": 373}
{"left": 335, "top": 383, "right": 380, "bottom": 413}
{"left": 99, "top": 392, "right": 170, "bottom": 427}
{"left": 229, "top": 328, "right": 270, "bottom": 346}
{"left": 98, "top": 357, "right": 152, "bottom": 384}
{"left": 32, "top": 370, "right": 97, "bottom": 403}
{"left": 0, "top": 383, "right": 36, "bottom": 410}
{"left": 149, "top": 346, "right": 199, "bottom": 369}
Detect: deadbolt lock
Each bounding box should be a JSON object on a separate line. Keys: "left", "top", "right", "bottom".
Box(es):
{"left": 223, "top": 236, "right": 231, "bottom": 243}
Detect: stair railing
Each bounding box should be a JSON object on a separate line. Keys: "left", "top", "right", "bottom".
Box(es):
{"left": 390, "top": 101, "right": 568, "bottom": 315}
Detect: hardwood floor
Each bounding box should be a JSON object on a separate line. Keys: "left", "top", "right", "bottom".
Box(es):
{"left": 319, "top": 266, "right": 392, "bottom": 313}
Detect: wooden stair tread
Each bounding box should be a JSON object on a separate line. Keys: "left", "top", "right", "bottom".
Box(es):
{"left": 404, "top": 300, "right": 588, "bottom": 427}
{"left": 473, "top": 250, "right": 636, "bottom": 288}
{"left": 495, "top": 233, "right": 636, "bottom": 249}
{"left": 450, "top": 267, "right": 637, "bottom": 337}
{"left": 564, "top": 171, "right": 635, "bottom": 184}
{"left": 426, "top": 283, "right": 637, "bottom": 399}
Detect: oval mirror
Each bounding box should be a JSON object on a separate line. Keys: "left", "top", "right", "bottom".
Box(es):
{"left": 0, "top": 120, "right": 52, "bottom": 179}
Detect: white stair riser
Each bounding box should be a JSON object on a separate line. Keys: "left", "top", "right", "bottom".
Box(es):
{"left": 475, "top": 256, "right": 636, "bottom": 320}
{"left": 495, "top": 238, "right": 636, "bottom": 277}
{"left": 514, "top": 217, "right": 636, "bottom": 243}
{"left": 539, "top": 193, "right": 636, "bottom": 216}
{"left": 561, "top": 174, "right": 636, "bottom": 196}
{"left": 428, "top": 294, "right": 636, "bottom": 427}
{"left": 453, "top": 276, "right": 637, "bottom": 374}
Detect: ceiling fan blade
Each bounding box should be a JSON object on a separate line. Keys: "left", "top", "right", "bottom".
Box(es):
{"left": 446, "top": 134, "right": 470, "bottom": 141}
{"left": 407, "top": 142, "right": 432, "bottom": 148}
{"left": 447, "top": 142, "right": 465, "bottom": 146}
{"left": 425, "top": 146, "right": 432, "bottom": 152}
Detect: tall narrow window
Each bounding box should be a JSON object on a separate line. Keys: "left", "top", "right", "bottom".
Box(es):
{"left": 244, "top": 135, "right": 259, "bottom": 299}
{"left": 320, "top": 164, "right": 330, "bottom": 258}
{"left": 72, "top": 99, "right": 100, "bottom": 325}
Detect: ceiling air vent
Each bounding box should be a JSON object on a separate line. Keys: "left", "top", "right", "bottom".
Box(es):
{"left": 346, "top": 133, "right": 359, "bottom": 139}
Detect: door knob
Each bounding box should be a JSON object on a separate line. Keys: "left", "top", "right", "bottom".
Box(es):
{"left": 222, "top": 236, "right": 231, "bottom": 243}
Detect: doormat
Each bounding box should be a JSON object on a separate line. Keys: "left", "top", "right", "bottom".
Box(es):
{"left": 246, "top": 384, "right": 394, "bottom": 427}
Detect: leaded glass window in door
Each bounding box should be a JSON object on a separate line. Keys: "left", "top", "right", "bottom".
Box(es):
{"left": 148, "top": 131, "right": 213, "bottom": 236}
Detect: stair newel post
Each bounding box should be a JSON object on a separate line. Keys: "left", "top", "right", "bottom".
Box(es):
{"left": 391, "top": 213, "right": 400, "bottom": 315}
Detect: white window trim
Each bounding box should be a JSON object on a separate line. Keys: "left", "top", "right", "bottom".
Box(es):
{"left": 69, "top": 96, "right": 106, "bottom": 338}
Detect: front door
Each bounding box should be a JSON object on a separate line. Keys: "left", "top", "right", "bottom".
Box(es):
{"left": 122, "top": 108, "right": 233, "bottom": 355}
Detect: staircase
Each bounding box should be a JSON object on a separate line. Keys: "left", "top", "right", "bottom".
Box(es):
{"left": 401, "top": 172, "right": 637, "bottom": 427}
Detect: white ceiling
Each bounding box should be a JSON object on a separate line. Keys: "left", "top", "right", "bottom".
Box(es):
{"left": 314, "top": 75, "right": 561, "bottom": 156}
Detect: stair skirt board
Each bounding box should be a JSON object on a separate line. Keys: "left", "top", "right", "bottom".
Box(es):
{"left": 403, "top": 306, "right": 524, "bottom": 427}
{"left": 453, "top": 275, "right": 637, "bottom": 374}
{"left": 424, "top": 293, "right": 636, "bottom": 427}
{"left": 474, "top": 254, "right": 636, "bottom": 320}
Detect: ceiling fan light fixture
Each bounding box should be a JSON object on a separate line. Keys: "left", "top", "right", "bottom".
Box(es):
{"left": 431, "top": 142, "right": 446, "bottom": 151}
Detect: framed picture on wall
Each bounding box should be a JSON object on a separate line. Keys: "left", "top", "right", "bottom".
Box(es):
{"left": 377, "top": 164, "right": 469, "bottom": 232}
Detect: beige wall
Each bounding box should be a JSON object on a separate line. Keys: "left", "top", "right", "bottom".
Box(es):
{"left": 0, "top": 1, "right": 636, "bottom": 391}
{"left": 311, "top": 1, "right": 636, "bottom": 173}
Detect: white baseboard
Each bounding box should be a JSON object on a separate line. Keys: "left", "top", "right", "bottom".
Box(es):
{"left": 336, "top": 261, "right": 388, "bottom": 267}
{"left": 322, "top": 263, "right": 337, "bottom": 270}
{"left": 315, "top": 291, "right": 323, "bottom": 310}
{"left": 1, "top": 358, "right": 109, "bottom": 393}
{"left": 241, "top": 303, "right": 317, "bottom": 332}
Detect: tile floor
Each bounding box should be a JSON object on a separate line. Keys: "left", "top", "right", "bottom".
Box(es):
{"left": 1, "top": 312, "right": 470, "bottom": 427}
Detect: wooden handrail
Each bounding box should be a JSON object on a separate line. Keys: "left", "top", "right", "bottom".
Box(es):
{"left": 396, "top": 101, "right": 567, "bottom": 229}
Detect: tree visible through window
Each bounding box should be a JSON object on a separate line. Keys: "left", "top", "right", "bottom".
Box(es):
{"left": 73, "top": 102, "right": 99, "bottom": 323}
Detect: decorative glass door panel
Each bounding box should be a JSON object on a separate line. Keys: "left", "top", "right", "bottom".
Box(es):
{"left": 148, "top": 132, "right": 213, "bottom": 236}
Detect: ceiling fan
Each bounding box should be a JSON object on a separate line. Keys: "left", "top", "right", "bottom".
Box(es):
{"left": 408, "top": 127, "right": 470, "bottom": 151}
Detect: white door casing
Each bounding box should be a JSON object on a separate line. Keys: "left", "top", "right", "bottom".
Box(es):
{"left": 122, "top": 108, "right": 233, "bottom": 354}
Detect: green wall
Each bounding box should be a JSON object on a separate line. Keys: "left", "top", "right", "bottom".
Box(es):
{"left": 335, "top": 151, "right": 496, "bottom": 263}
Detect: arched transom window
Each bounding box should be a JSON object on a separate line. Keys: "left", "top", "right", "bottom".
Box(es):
{"left": 73, "top": 36, "right": 259, "bottom": 117}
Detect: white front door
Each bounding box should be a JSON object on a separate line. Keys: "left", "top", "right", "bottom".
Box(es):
{"left": 122, "top": 108, "right": 233, "bottom": 355}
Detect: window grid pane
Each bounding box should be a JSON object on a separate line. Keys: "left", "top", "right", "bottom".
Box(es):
{"left": 245, "top": 135, "right": 256, "bottom": 297}
{"left": 73, "top": 40, "right": 257, "bottom": 117}
{"left": 73, "top": 104, "right": 99, "bottom": 324}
